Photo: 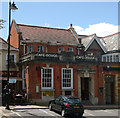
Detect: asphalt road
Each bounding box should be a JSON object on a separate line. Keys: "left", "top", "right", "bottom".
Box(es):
{"left": 1, "top": 107, "right": 120, "bottom": 118}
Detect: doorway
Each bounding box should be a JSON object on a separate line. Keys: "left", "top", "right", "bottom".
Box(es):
{"left": 105, "top": 75, "right": 114, "bottom": 104}
{"left": 81, "top": 77, "right": 89, "bottom": 100}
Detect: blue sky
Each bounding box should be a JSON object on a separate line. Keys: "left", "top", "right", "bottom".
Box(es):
{"left": 0, "top": 1, "right": 118, "bottom": 40}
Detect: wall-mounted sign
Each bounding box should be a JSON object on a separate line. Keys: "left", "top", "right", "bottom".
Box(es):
{"left": 84, "top": 72, "right": 89, "bottom": 77}
{"left": 36, "top": 85, "right": 39, "bottom": 93}
{"left": 0, "top": 71, "right": 17, "bottom": 77}
{"left": 75, "top": 55, "right": 97, "bottom": 61}
{"left": 36, "top": 53, "right": 58, "bottom": 58}
{"left": 9, "top": 79, "right": 16, "bottom": 83}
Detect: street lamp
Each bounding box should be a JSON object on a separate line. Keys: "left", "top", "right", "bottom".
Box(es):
{"left": 6, "top": 0, "right": 18, "bottom": 110}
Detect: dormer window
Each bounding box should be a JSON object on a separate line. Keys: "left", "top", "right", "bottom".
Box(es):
{"left": 27, "top": 45, "right": 33, "bottom": 53}
{"left": 68, "top": 47, "right": 73, "bottom": 52}
{"left": 38, "top": 45, "right": 44, "bottom": 53}
{"left": 58, "top": 47, "right": 64, "bottom": 53}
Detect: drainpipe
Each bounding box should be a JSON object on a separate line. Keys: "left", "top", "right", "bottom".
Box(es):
{"left": 23, "top": 44, "right": 26, "bottom": 54}
{"left": 26, "top": 66, "right": 29, "bottom": 102}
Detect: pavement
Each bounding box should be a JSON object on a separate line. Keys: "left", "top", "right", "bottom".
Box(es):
{"left": 1, "top": 104, "right": 120, "bottom": 117}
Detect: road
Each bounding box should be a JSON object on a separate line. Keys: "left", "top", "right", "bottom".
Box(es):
{"left": 1, "top": 106, "right": 119, "bottom": 118}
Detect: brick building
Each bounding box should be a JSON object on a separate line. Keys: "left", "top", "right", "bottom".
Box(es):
{"left": 10, "top": 20, "right": 120, "bottom": 105}
{"left": 0, "top": 37, "right": 22, "bottom": 93}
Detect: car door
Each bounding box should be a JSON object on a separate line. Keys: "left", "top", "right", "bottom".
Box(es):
{"left": 54, "top": 96, "right": 61, "bottom": 111}
{"left": 58, "top": 97, "right": 65, "bottom": 112}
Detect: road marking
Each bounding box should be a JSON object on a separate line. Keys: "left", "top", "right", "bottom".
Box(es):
{"left": 103, "top": 110, "right": 118, "bottom": 115}
{"left": 84, "top": 111, "right": 95, "bottom": 116}
{"left": 39, "top": 109, "right": 55, "bottom": 116}
{"left": 11, "top": 110, "right": 23, "bottom": 117}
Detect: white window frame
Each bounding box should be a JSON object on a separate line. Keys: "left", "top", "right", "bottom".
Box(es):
{"left": 38, "top": 45, "right": 44, "bottom": 52}
{"left": 110, "top": 55, "right": 112, "bottom": 62}
{"left": 6, "top": 53, "right": 16, "bottom": 64}
{"left": 102, "top": 53, "right": 120, "bottom": 62}
{"left": 27, "top": 45, "right": 33, "bottom": 53}
{"left": 62, "top": 68, "right": 73, "bottom": 89}
{"left": 58, "top": 47, "right": 64, "bottom": 53}
{"left": 41, "top": 67, "right": 53, "bottom": 89}
{"left": 68, "top": 47, "right": 73, "bottom": 52}
{"left": 116, "top": 55, "right": 119, "bottom": 62}
{"left": 22, "top": 68, "right": 26, "bottom": 89}
{"left": 113, "top": 55, "right": 116, "bottom": 62}
{"left": 107, "top": 56, "right": 109, "bottom": 62}
{"left": 103, "top": 56, "right": 106, "bottom": 62}
{"left": 86, "top": 52, "right": 94, "bottom": 56}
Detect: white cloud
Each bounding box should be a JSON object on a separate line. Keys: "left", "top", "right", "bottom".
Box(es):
{"left": 44, "top": 23, "right": 50, "bottom": 27}
{"left": 73, "top": 23, "right": 118, "bottom": 37}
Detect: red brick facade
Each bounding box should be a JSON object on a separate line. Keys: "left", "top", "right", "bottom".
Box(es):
{"left": 10, "top": 20, "right": 120, "bottom": 105}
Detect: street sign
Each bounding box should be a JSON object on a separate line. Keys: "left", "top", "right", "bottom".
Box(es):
{"left": 9, "top": 79, "right": 16, "bottom": 83}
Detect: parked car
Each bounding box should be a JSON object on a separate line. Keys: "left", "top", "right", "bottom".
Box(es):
{"left": 48, "top": 96, "right": 84, "bottom": 117}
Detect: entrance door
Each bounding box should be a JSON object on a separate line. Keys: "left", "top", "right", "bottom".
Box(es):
{"left": 105, "top": 83, "right": 111, "bottom": 104}
{"left": 81, "top": 78, "right": 89, "bottom": 100}
{"left": 105, "top": 76, "right": 114, "bottom": 104}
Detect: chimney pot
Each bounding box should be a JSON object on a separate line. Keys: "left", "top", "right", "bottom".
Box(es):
{"left": 70, "top": 24, "right": 72, "bottom": 27}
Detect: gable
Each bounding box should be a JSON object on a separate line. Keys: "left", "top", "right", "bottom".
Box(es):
{"left": 88, "top": 40, "right": 104, "bottom": 51}
{"left": 85, "top": 35, "right": 107, "bottom": 53}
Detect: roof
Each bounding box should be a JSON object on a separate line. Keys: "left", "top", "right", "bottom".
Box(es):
{"left": 81, "top": 32, "right": 120, "bottom": 52}
{"left": 0, "top": 37, "right": 18, "bottom": 51}
{"left": 81, "top": 33, "right": 96, "bottom": 47}
{"left": 100, "top": 32, "right": 120, "bottom": 51}
{"left": 16, "top": 23, "right": 79, "bottom": 45}
{"left": 81, "top": 34, "right": 107, "bottom": 53}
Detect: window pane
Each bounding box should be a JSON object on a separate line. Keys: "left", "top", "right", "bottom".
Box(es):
{"left": 62, "top": 68, "right": 72, "bottom": 88}
{"left": 103, "top": 56, "right": 106, "bottom": 62}
{"left": 42, "top": 68, "right": 53, "bottom": 88}
{"left": 116, "top": 55, "right": 119, "bottom": 62}
{"left": 28, "top": 45, "right": 33, "bottom": 53}
{"left": 38, "top": 45, "right": 43, "bottom": 52}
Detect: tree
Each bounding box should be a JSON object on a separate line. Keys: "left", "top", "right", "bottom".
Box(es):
{"left": 0, "top": 19, "right": 6, "bottom": 29}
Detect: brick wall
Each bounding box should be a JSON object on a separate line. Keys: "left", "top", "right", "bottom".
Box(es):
{"left": 10, "top": 22, "right": 20, "bottom": 48}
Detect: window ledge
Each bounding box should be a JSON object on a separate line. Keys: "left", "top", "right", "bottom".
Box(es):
{"left": 62, "top": 89, "right": 74, "bottom": 91}
{"left": 41, "top": 89, "right": 55, "bottom": 91}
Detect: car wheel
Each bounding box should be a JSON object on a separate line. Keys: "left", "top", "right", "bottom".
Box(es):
{"left": 61, "top": 109, "right": 66, "bottom": 117}
{"left": 49, "top": 104, "right": 52, "bottom": 111}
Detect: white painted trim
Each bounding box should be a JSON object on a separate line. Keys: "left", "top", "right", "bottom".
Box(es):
{"left": 41, "top": 67, "right": 53, "bottom": 89}
{"left": 102, "top": 53, "right": 120, "bottom": 62}
{"left": 22, "top": 68, "right": 26, "bottom": 89}
{"left": 70, "top": 29, "right": 79, "bottom": 44}
{"left": 27, "top": 45, "right": 33, "bottom": 53}
{"left": 85, "top": 35, "right": 107, "bottom": 53}
{"left": 62, "top": 68, "right": 73, "bottom": 89}
{"left": 6, "top": 53, "right": 16, "bottom": 64}
{"left": 58, "top": 47, "right": 64, "bottom": 53}
{"left": 21, "top": 40, "right": 78, "bottom": 46}
{"left": 37, "top": 45, "right": 44, "bottom": 52}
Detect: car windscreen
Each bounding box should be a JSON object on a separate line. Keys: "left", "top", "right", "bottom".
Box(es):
{"left": 67, "top": 98, "right": 81, "bottom": 104}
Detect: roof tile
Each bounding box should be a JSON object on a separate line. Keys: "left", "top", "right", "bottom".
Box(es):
{"left": 17, "top": 24, "right": 79, "bottom": 45}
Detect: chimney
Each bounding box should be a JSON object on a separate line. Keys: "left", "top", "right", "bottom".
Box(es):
{"left": 70, "top": 24, "right": 72, "bottom": 27}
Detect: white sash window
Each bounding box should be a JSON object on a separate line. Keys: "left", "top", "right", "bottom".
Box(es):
{"left": 41, "top": 68, "right": 53, "bottom": 89}
{"left": 62, "top": 68, "right": 73, "bottom": 89}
